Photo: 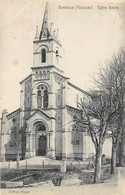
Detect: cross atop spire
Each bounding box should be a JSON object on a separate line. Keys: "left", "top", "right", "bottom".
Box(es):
{"left": 39, "top": 2, "right": 50, "bottom": 40}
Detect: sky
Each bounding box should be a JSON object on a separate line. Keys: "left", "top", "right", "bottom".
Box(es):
{"left": 0, "top": 0, "right": 125, "bottom": 114}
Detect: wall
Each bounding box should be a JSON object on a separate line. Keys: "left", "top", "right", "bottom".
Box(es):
{"left": 33, "top": 38, "right": 62, "bottom": 67}
{"left": 66, "top": 82, "right": 90, "bottom": 109}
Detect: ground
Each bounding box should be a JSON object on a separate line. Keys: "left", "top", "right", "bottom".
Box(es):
{"left": 0, "top": 157, "right": 125, "bottom": 195}
{"left": 1, "top": 170, "right": 125, "bottom": 195}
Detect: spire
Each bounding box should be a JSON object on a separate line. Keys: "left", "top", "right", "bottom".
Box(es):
{"left": 39, "top": 2, "right": 50, "bottom": 40}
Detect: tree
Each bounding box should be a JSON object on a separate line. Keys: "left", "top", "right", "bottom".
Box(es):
{"left": 94, "top": 48, "right": 125, "bottom": 173}
{"left": 77, "top": 91, "right": 118, "bottom": 183}
{"left": 12, "top": 118, "right": 22, "bottom": 169}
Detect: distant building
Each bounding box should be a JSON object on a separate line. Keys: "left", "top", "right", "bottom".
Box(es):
{"left": 0, "top": 4, "right": 95, "bottom": 161}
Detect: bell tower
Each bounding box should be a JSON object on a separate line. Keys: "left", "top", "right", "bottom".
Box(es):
{"left": 33, "top": 3, "right": 62, "bottom": 67}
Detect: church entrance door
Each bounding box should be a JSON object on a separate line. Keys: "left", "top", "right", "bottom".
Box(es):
{"left": 38, "top": 135, "right": 47, "bottom": 156}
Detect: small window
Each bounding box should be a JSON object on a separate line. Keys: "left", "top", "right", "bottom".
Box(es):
{"left": 41, "top": 49, "right": 46, "bottom": 63}
{"left": 56, "top": 111, "right": 61, "bottom": 123}
{"left": 36, "top": 71, "right": 38, "bottom": 79}
{"left": 14, "top": 131, "right": 17, "bottom": 140}
{"left": 56, "top": 50, "right": 58, "bottom": 56}
{"left": 39, "top": 71, "right": 42, "bottom": 77}
{"left": 47, "top": 71, "right": 50, "bottom": 79}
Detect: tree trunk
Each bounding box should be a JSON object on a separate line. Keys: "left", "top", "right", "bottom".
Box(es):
{"left": 17, "top": 145, "right": 20, "bottom": 170}
{"left": 111, "top": 145, "right": 117, "bottom": 174}
{"left": 94, "top": 145, "right": 102, "bottom": 183}
{"left": 119, "top": 141, "right": 124, "bottom": 167}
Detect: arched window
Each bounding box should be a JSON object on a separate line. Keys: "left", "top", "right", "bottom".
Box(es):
{"left": 39, "top": 71, "right": 42, "bottom": 78}
{"left": 43, "top": 89, "right": 48, "bottom": 108}
{"left": 72, "top": 125, "right": 80, "bottom": 144}
{"left": 10, "top": 125, "right": 17, "bottom": 146}
{"left": 47, "top": 71, "right": 50, "bottom": 79}
{"left": 37, "top": 90, "right": 42, "bottom": 108}
{"left": 41, "top": 49, "right": 46, "bottom": 63}
{"left": 43, "top": 71, "right": 46, "bottom": 79}
{"left": 36, "top": 71, "right": 38, "bottom": 79}
{"left": 37, "top": 85, "right": 48, "bottom": 109}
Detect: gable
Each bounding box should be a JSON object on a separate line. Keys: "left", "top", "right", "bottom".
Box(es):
{"left": 26, "top": 109, "right": 55, "bottom": 123}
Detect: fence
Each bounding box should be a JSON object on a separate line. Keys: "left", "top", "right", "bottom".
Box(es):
{"left": 1, "top": 159, "right": 90, "bottom": 171}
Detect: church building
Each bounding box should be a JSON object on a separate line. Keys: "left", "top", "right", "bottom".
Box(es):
{"left": 0, "top": 4, "right": 94, "bottom": 161}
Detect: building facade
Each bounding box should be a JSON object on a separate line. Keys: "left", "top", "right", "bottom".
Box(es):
{"left": 0, "top": 4, "right": 94, "bottom": 161}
